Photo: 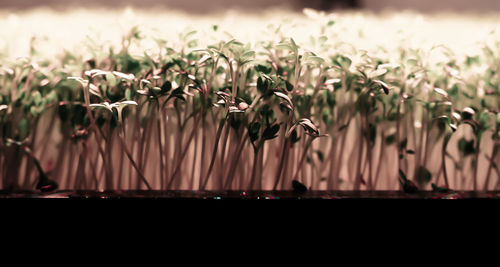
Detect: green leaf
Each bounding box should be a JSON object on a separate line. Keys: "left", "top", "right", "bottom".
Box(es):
{"left": 399, "top": 138, "right": 408, "bottom": 151}
{"left": 433, "top": 87, "right": 448, "bottom": 98}
{"left": 255, "top": 64, "right": 271, "bottom": 74}
{"left": 298, "top": 118, "right": 319, "bottom": 136}
{"left": 458, "top": 138, "right": 475, "bottom": 156}
{"left": 31, "top": 92, "right": 42, "bottom": 107}
{"left": 263, "top": 124, "right": 280, "bottom": 140}
{"left": 385, "top": 134, "right": 396, "bottom": 144}
{"left": 161, "top": 80, "right": 172, "bottom": 93}
{"left": 368, "top": 68, "right": 387, "bottom": 79}
{"left": 338, "top": 124, "right": 349, "bottom": 131}
{"left": 285, "top": 80, "right": 293, "bottom": 92}
{"left": 415, "top": 166, "right": 432, "bottom": 185}
{"left": 290, "top": 129, "right": 300, "bottom": 144}
{"left": 276, "top": 43, "right": 292, "bottom": 51}
{"left": 406, "top": 58, "right": 418, "bottom": 66}
{"left": 325, "top": 91, "right": 336, "bottom": 107}
{"left": 18, "top": 118, "right": 29, "bottom": 137}
{"left": 241, "top": 50, "right": 255, "bottom": 60}
{"left": 290, "top": 38, "right": 298, "bottom": 54}
{"left": 292, "top": 180, "right": 307, "bottom": 193}
{"left": 462, "top": 107, "right": 475, "bottom": 120}
{"left": 125, "top": 88, "right": 133, "bottom": 100}
{"left": 368, "top": 123, "right": 376, "bottom": 143}
{"left": 479, "top": 111, "right": 490, "bottom": 127}
{"left": 249, "top": 122, "right": 261, "bottom": 143}
{"left": 333, "top": 55, "right": 352, "bottom": 70}
{"left": 373, "top": 80, "right": 390, "bottom": 94}
{"left": 30, "top": 106, "right": 38, "bottom": 116}
{"left": 322, "top": 109, "right": 330, "bottom": 125}
{"left": 307, "top": 56, "right": 325, "bottom": 65}
{"left": 106, "top": 72, "right": 117, "bottom": 87}
{"left": 315, "top": 150, "right": 324, "bottom": 162}
{"left": 89, "top": 83, "right": 102, "bottom": 98}
{"left": 387, "top": 112, "right": 397, "bottom": 121}
{"left": 257, "top": 76, "right": 267, "bottom": 93}
{"left": 274, "top": 91, "right": 293, "bottom": 110}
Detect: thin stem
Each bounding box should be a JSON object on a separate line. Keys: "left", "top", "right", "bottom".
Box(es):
{"left": 274, "top": 137, "right": 290, "bottom": 190}
{"left": 198, "top": 118, "right": 207, "bottom": 190}
{"left": 117, "top": 131, "right": 152, "bottom": 190}
{"left": 483, "top": 144, "right": 498, "bottom": 191}
{"left": 291, "top": 135, "right": 314, "bottom": 183}
{"left": 473, "top": 137, "right": 481, "bottom": 191}
{"left": 373, "top": 133, "right": 385, "bottom": 189}
{"left": 223, "top": 133, "right": 249, "bottom": 189}
{"left": 218, "top": 116, "right": 231, "bottom": 188}
{"left": 354, "top": 115, "right": 365, "bottom": 190}
{"left": 167, "top": 112, "right": 201, "bottom": 189}
{"left": 249, "top": 146, "right": 261, "bottom": 190}
{"left": 442, "top": 140, "right": 450, "bottom": 189}
{"left": 82, "top": 79, "right": 112, "bottom": 188}
{"left": 200, "top": 113, "right": 227, "bottom": 190}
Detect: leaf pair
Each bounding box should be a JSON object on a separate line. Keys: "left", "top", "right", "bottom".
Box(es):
{"left": 286, "top": 118, "right": 321, "bottom": 138}
{"left": 274, "top": 91, "right": 294, "bottom": 111}
{"left": 248, "top": 122, "right": 280, "bottom": 147}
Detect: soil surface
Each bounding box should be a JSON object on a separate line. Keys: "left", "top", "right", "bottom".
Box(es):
{"left": 1, "top": 190, "right": 500, "bottom": 199}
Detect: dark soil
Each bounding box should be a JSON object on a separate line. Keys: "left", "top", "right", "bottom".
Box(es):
{"left": 1, "top": 190, "right": 500, "bottom": 199}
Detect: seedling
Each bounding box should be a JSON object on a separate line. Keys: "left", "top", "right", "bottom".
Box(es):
{"left": 1, "top": 11, "right": 499, "bottom": 193}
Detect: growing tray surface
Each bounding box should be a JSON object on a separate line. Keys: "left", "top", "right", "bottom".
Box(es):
{"left": 1, "top": 190, "right": 500, "bottom": 199}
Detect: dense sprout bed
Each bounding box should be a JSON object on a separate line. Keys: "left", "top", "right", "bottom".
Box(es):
{"left": 1, "top": 8, "right": 500, "bottom": 192}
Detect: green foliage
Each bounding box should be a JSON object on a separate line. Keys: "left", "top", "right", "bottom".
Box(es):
{"left": 415, "top": 166, "right": 432, "bottom": 186}
{"left": 458, "top": 138, "right": 475, "bottom": 156}
{"left": 2, "top": 14, "right": 500, "bottom": 192}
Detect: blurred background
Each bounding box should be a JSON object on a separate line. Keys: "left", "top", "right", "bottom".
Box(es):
{"left": 1, "top": 0, "right": 500, "bottom": 13}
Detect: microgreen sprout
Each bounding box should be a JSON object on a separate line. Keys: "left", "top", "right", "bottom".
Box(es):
{"left": 1, "top": 10, "right": 500, "bottom": 193}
